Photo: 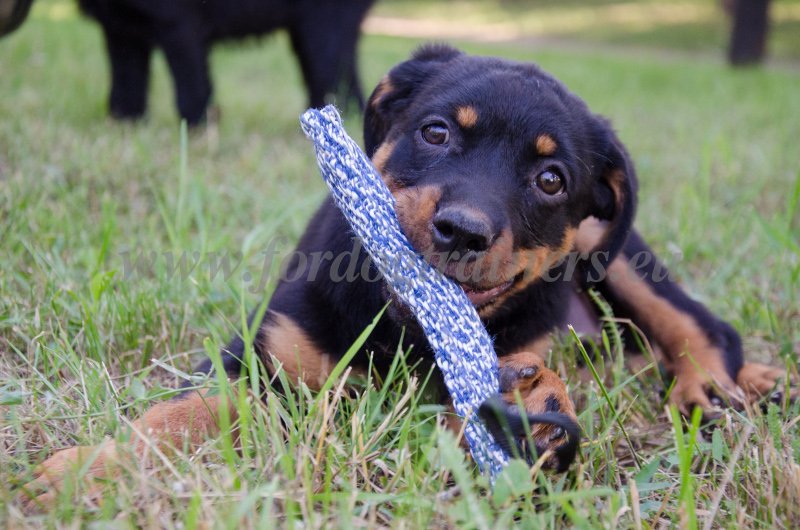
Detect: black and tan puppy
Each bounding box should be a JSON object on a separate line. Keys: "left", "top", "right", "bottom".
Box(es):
{"left": 22, "top": 45, "right": 793, "bottom": 504}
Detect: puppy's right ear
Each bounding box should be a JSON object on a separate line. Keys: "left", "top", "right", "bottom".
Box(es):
{"left": 364, "top": 44, "right": 462, "bottom": 157}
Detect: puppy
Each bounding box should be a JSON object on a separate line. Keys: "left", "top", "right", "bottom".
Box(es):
{"left": 78, "top": 0, "right": 375, "bottom": 124}
{"left": 21, "top": 45, "right": 793, "bottom": 506}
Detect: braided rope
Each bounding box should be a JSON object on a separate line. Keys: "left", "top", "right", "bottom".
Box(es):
{"left": 300, "top": 106, "right": 508, "bottom": 477}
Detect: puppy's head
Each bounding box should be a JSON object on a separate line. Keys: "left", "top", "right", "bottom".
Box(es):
{"left": 365, "top": 45, "right": 637, "bottom": 316}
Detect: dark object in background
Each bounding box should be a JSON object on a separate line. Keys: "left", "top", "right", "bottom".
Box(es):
{"left": 78, "top": 0, "right": 376, "bottom": 124}
{"left": 727, "top": 0, "right": 771, "bottom": 65}
{"left": 0, "top": 0, "right": 33, "bottom": 37}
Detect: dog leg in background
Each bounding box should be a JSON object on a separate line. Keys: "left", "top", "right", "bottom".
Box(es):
{"left": 103, "top": 28, "right": 153, "bottom": 120}
{"left": 157, "top": 22, "right": 212, "bottom": 125}
{"left": 289, "top": 4, "right": 370, "bottom": 109}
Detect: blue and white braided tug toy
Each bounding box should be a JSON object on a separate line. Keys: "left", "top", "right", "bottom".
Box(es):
{"left": 300, "top": 106, "right": 508, "bottom": 477}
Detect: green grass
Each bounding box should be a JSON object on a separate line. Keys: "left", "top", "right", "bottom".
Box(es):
{"left": 374, "top": 0, "right": 800, "bottom": 62}
{"left": 2, "top": 2, "right": 800, "bottom": 528}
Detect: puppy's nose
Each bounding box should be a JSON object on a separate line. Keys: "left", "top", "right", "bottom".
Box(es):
{"left": 432, "top": 207, "right": 494, "bottom": 257}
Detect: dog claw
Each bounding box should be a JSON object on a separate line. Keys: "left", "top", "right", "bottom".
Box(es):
{"left": 548, "top": 426, "right": 566, "bottom": 442}
{"left": 478, "top": 395, "right": 580, "bottom": 472}
{"left": 498, "top": 365, "right": 540, "bottom": 393}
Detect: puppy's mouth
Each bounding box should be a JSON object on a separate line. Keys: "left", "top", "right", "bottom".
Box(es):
{"left": 457, "top": 277, "right": 516, "bottom": 308}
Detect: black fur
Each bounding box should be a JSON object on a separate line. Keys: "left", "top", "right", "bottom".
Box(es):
{"left": 0, "top": 0, "right": 33, "bottom": 37}
{"left": 77, "top": 0, "right": 375, "bottom": 124}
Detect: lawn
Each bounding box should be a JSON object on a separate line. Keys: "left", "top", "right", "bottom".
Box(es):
{"left": 1, "top": 1, "right": 800, "bottom": 528}
{"left": 374, "top": 0, "right": 800, "bottom": 62}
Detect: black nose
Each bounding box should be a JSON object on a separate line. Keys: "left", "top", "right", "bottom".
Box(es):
{"left": 432, "top": 206, "right": 494, "bottom": 256}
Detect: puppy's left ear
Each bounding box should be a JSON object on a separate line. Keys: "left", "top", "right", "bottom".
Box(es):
{"left": 363, "top": 44, "right": 462, "bottom": 157}
{"left": 582, "top": 118, "right": 639, "bottom": 278}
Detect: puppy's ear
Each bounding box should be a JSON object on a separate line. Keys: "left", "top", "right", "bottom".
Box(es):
{"left": 364, "top": 44, "right": 462, "bottom": 157}
{"left": 581, "top": 118, "right": 639, "bottom": 279}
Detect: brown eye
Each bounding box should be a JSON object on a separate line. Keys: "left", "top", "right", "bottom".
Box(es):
{"left": 535, "top": 169, "right": 564, "bottom": 195}
{"left": 421, "top": 123, "right": 449, "bottom": 145}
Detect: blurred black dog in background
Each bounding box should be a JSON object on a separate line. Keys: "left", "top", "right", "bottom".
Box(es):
{"left": 78, "top": 0, "right": 376, "bottom": 124}
{"left": 0, "top": 0, "right": 33, "bottom": 37}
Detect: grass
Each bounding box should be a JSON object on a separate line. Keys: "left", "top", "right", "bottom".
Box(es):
{"left": 374, "top": 0, "right": 800, "bottom": 63}
{"left": 1, "top": 1, "right": 800, "bottom": 528}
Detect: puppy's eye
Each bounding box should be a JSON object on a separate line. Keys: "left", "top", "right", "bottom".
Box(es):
{"left": 421, "top": 123, "right": 450, "bottom": 145}
{"left": 535, "top": 169, "right": 564, "bottom": 195}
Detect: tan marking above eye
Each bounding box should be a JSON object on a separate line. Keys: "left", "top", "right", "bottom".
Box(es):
{"left": 535, "top": 134, "right": 558, "bottom": 156}
{"left": 456, "top": 106, "right": 478, "bottom": 128}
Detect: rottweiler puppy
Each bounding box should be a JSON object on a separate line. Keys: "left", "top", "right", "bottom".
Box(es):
{"left": 22, "top": 45, "right": 793, "bottom": 505}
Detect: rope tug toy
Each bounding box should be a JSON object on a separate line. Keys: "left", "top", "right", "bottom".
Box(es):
{"left": 300, "top": 106, "right": 508, "bottom": 477}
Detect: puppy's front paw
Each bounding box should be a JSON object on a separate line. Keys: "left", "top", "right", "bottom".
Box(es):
{"left": 667, "top": 353, "right": 799, "bottom": 420}
{"left": 479, "top": 395, "right": 580, "bottom": 472}
{"left": 736, "top": 362, "right": 797, "bottom": 404}
{"left": 479, "top": 351, "right": 580, "bottom": 472}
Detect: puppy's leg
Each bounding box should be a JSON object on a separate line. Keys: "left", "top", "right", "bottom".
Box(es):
{"left": 20, "top": 386, "right": 238, "bottom": 510}
{"left": 578, "top": 218, "right": 794, "bottom": 418}
{"left": 102, "top": 28, "right": 152, "bottom": 120}
{"left": 259, "top": 311, "right": 342, "bottom": 391}
{"left": 21, "top": 309, "right": 343, "bottom": 509}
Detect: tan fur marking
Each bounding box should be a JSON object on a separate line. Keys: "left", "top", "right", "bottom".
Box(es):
{"left": 575, "top": 216, "right": 608, "bottom": 256}
{"left": 605, "top": 258, "right": 721, "bottom": 370}
{"left": 607, "top": 169, "right": 626, "bottom": 210}
{"left": 522, "top": 369, "right": 576, "bottom": 418}
{"left": 603, "top": 257, "right": 744, "bottom": 414}
{"left": 535, "top": 134, "right": 558, "bottom": 156}
{"left": 478, "top": 226, "right": 578, "bottom": 318}
{"left": 371, "top": 140, "right": 396, "bottom": 174}
{"left": 573, "top": 171, "right": 628, "bottom": 258}
{"left": 456, "top": 106, "right": 479, "bottom": 128}
{"left": 141, "top": 391, "right": 232, "bottom": 444}
{"left": 736, "top": 362, "right": 792, "bottom": 401}
{"left": 22, "top": 390, "right": 237, "bottom": 509}
{"left": 371, "top": 140, "right": 403, "bottom": 193}
{"left": 262, "top": 312, "right": 337, "bottom": 391}
{"left": 498, "top": 351, "right": 577, "bottom": 449}
{"left": 394, "top": 185, "right": 441, "bottom": 253}
{"left": 443, "top": 402, "right": 470, "bottom": 449}
{"left": 370, "top": 75, "right": 393, "bottom": 108}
